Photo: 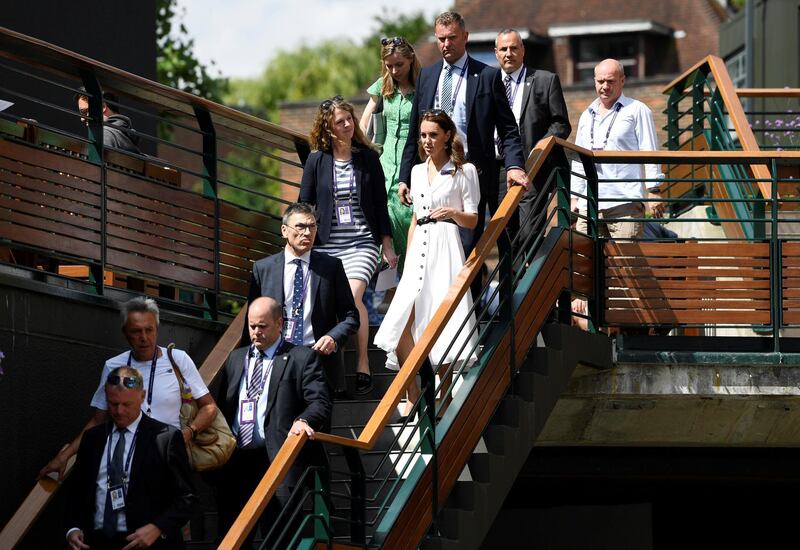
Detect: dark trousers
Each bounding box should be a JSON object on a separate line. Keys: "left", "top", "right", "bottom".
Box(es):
{"left": 462, "top": 161, "right": 500, "bottom": 300}
{"left": 213, "top": 447, "right": 279, "bottom": 548}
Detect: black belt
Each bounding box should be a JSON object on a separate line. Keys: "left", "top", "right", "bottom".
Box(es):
{"left": 416, "top": 216, "right": 457, "bottom": 226}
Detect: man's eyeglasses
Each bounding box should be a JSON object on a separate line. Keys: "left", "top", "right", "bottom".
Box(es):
{"left": 320, "top": 95, "right": 344, "bottom": 111}
{"left": 286, "top": 223, "right": 317, "bottom": 234}
{"left": 107, "top": 374, "right": 142, "bottom": 389}
{"left": 381, "top": 37, "right": 407, "bottom": 46}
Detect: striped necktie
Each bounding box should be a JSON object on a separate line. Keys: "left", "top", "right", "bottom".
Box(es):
{"left": 440, "top": 64, "right": 454, "bottom": 114}
{"left": 504, "top": 74, "right": 513, "bottom": 105}
{"left": 238, "top": 349, "right": 263, "bottom": 448}
{"left": 102, "top": 428, "right": 126, "bottom": 536}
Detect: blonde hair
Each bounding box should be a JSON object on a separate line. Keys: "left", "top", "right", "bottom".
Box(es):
{"left": 417, "top": 110, "right": 465, "bottom": 172}
{"left": 379, "top": 38, "right": 422, "bottom": 98}
{"left": 309, "top": 97, "right": 374, "bottom": 153}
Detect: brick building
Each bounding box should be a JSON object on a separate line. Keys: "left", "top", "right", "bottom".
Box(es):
{"left": 279, "top": 0, "right": 730, "bottom": 180}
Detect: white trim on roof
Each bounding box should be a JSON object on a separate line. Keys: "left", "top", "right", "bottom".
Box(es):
{"left": 548, "top": 20, "right": 672, "bottom": 37}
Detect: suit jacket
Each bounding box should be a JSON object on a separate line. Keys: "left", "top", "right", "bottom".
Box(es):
{"left": 299, "top": 148, "right": 392, "bottom": 245}
{"left": 517, "top": 69, "right": 571, "bottom": 156}
{"left": 399, "top": 55, "right": 526, "bottom": 185}
{"left": 246, "top": 249, "right": 359, "bottom": 351}
{"left": 216, "top": 342, "right": 331, "bottom": 490}
{"left": 66, "top": 415, "right": 196, "bottom": 547}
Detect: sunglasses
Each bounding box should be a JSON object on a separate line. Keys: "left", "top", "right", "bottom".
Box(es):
{"left": 381, "top": 37, "right": 407, "bottom": 46}
{"left": 107, "top": 374, "right": 142, "bottom": 389}
{"left": 320, "top": 95, "right": 344, "bottom": 111}
{"left": 79, "top": 107, "right": 90, "bottom": 117}
{"left": 423, "top": 109, "right": 448, "bottom": 117}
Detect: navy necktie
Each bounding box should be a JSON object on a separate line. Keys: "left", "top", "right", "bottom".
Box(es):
{"left": 289, "top": 259, "right": 305, "bottom": 345}
{"left": 504, "top": 74, "right": 513, "bottom": 105}
{"left": 102, "top": 428, "right": 126, "bottom": 536}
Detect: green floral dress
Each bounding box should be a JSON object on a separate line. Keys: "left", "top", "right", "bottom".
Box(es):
{"left": 367, "top": 77, "right": 414, "bottom": 273}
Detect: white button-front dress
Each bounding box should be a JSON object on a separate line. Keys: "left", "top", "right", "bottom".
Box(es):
{"left": 374, "top": 158, "right": 481, "bottom": 368}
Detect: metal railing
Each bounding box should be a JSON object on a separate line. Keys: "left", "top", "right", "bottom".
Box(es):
{"left": 0, "top": 26, "right": 308, "bottom": 320}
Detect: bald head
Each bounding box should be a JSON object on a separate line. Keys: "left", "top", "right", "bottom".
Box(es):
{"left": 594, "top": 58, "right": 625, "bottom": 109}
{"left": 248, "top": 297, "right": 284, "bottom": 350}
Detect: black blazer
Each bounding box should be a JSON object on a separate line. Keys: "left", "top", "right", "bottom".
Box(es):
{"left": 216, "top": 342, "right": 331, "bottom": 491}
{"left": 399, "top": 55, "right": 526, "bottom": 184}
{"left": 65, "top": 415, "right": 196, "bottom": 547}
{"left": 299, "top": 148, "right": 392, "bottom": 245}
{"left": 517, "top": 69, "right": 571, "bottom": 156}
{"left": 246, "top": 249, "right": 359, "bottom": 349}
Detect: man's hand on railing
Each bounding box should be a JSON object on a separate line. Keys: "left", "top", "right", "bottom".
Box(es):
{"left": 289, "top": 419, "right": 315, "bottom": 440}
{"left": 38, "top": 447, "right": 71, "bottom": 481}
{"left": 506, "top": 167, "right": 529, "bottom": 191}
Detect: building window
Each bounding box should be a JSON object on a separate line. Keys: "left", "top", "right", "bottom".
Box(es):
{"left": 725, "top": 49, "right": 746, "bottom": 88}
{"left": 573, "top": 34, "right": 639, "bottom": 83}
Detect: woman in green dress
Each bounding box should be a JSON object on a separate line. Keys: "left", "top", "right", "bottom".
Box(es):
{"left": 360, "top": 36, "right": 421, "bottom": 276}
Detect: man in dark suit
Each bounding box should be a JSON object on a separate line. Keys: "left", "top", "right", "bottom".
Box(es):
{"left": 65, "top": 367, "right": 196, "bottom": 550}
{"left": 247, "top": 202, "right": 359, "bottom": 396}
{"left": 213, "top": 296, "right": 332, "bottom": 543}
{"left": 398, "top": 11, "right": 529, "bottom": 258}
{"left": 494, "top": 28, "right": 571, "bottom": 246}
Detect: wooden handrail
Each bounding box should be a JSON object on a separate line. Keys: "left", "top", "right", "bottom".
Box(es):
{"left": 0, "top": 306, "right": 248, "bottom": 549}
{"left": 735, "top": 88, "right": 800, "bottom": 98}
{"left": 662, "top": 55, "right": 773, "bottom": 199}
{"left": 218, "top": 137, "right": 557, "bottom": 548}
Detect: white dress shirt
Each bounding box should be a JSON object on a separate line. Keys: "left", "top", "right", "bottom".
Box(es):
{"left": 232, "top": 337, "right": 282, "bottom": 448}
{"left": 283, "top": 247, "right": 314, "bottom": 345}
{"left": 571, "top": 93, "right": 664, "bottom": 210}
{"left": 89, "top": 413, "right": 143, "bottom": 533}
{"left": 436, "top": 52, "right": 470, "bottom": 156}
{"left": 495, "top": 65, "right": 526, "bottom": 156}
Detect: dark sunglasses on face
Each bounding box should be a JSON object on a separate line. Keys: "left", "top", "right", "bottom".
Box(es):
{"left": 79, "top": 107, "right": 90, "bottom": 117}
{"left": 107, "top": 374, "right": 141, "bottom": 389}
{"left": 320, "top": 95, "right": 344, "bottom": 111}
{"left": 381, "top": 37, "right": 406, "bottom": 46}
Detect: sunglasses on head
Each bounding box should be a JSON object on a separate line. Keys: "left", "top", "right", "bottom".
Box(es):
{"left": 381, "top": 37, "right": 407, "bottom": 46}
{"left": 423, "top": 109, "right": 448, "bottom": 117}
{"left": 320, "top": 95, "right": 344, "bottom": 111}
{"left": 107, "top": 374, "right": 141, "bottom": 389}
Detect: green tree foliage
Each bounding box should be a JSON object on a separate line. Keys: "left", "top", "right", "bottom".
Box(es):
{"left": 225, "top": 10, "right": 431, "bottom": 119}
{"left": 156, "top": 0, "right": 229, "bottom": 101}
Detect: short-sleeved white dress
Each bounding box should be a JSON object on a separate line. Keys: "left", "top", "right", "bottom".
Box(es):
{"left": 374, "top": 159, "right": 481, "bottom": 367}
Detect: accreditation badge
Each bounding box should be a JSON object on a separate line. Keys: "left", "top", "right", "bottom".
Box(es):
{"left": 335, "top": 203, "right": 354, "bottom": 225}
{"left": 239, "top": 399, "right": 257, "bottom": 425}
{"left": 109, "top": 484, "right": 126, "bottom": 511}
{"left": 284, "top": 318, "right": 297, "bottom": 341}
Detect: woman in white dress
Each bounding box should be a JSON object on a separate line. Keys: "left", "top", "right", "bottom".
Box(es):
{"left": 374, "top": 109, "right": 480, "bottom": 417}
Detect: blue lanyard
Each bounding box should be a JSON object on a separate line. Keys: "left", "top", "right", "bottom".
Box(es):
{"left": 127, "top": 350, "right": 158, "bottom": 415}
{"left": 106, "top": 424, "right": 139, "bottom": 488}
{"left": 589, "top": 103, "right": 622, "bottom": 151}
{"left": 332, "top": 159, "right": 356, "bottom": 203}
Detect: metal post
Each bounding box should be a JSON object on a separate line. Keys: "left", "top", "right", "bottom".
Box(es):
{"left": 584, "top": 155, "right": 602, "bottom": 333}
{"left": 80, "top": 71, "right": 105, "bottom": 295}
{"left": 193, "top": 105, "right": 219, "bottom": 320}
{"left": 341, "top": 446, "right": 366, "bottom": 545}
{"left": 666, "top": 88, "right": 682, "bottom": 150}
{"left": 418, "top": 359, "right": 438, "bottom": 531}
{"left": 771, "top": 158, "right": 780, "bottom": 353}
{"left": 313, "top": 469, "right": 331, "bottom": 545}
{"left": 556, "top": 166, "right": 572, "bottom": 324}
